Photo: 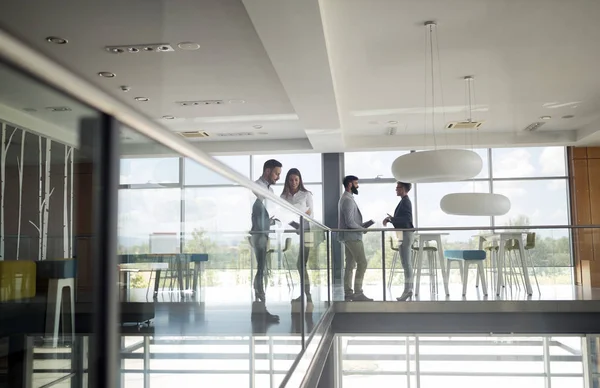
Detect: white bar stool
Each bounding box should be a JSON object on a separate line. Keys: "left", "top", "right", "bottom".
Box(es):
{"left": 414, "top": 233, "right": 449, "bottom": 297}
{"left": 37, "top": 259, "right": 76, "bottom": 347}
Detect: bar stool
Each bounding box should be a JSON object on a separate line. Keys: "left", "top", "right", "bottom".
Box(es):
{"left": 190, "top": 254, "right": 209, "bottom": 297}
{"left": 281, "top": 237, "right": 295, "bottom": 292}
{"left": 37, "top": 259, "right": 76, "bottom": 347}
{"left": 506, "top": 232, "right": 540, "bottom": 294}
{"left": 413, "top": 239, "right": 440, "bottom": 296}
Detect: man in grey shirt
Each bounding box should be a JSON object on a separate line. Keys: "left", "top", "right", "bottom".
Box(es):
{"left": 338, "top": 175, "right": 373, "bottom": 301}
{"left": 251, "top": 159, "right": 281, "bottom": 323}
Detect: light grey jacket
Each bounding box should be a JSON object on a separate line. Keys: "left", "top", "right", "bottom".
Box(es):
{"left": 337, "top": 191, "right": 363, "bottom": 241}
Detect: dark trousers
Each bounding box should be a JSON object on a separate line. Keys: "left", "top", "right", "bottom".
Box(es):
{"left": 297, "top": 246, "right": 311, "bottom": 293}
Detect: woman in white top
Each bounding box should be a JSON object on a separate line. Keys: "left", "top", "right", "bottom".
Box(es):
{"left": 281, "top": 168, "right": 313, "bottom": 302}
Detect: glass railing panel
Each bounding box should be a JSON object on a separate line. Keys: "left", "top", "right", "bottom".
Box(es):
{"left": 118, "top": 127, "right": 323, "bottom": 386}
{"left": 302, "top": 220, "right": 329, "bottom": 334}
{"left": 334, "top": 225, "right": 595, "bottom": 302}
{"left": 0, "top": 58, "right": 102, "bottom": 386}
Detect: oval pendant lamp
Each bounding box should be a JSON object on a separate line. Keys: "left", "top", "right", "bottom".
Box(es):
{"left": 392, "top": 149, "right": 482, "bottom": 183}
{"left": 391, "top": 21, "right": 482, "bottom": 183}
{"left": 438, "top": 75, "right": 508, "bottom": 216}
{"left": 440, "top": 193, "right": 511, "bottom": 216}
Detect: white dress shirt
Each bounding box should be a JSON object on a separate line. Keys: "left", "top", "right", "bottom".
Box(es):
{"left": 281, "top": 190, "right": 313, "bottom": 216}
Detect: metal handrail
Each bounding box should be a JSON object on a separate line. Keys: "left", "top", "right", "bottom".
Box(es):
{"left": 329, "top": 224, "right": 600, "bottom": 233}
{"left": 0, "top": 27, "right": 330, "bottom": 232}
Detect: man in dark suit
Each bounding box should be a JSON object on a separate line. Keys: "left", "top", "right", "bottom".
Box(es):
{"left": 383, "top": 182, "right": 415, "bottom": 301}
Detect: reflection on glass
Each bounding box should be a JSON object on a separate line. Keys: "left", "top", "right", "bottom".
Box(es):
{"left": 0, "top": 58, "right": 103, "bottom": 386}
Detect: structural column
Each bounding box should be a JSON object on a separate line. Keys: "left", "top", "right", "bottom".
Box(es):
{"left": 322, "top": 153, "right": 344, "bottom": 283}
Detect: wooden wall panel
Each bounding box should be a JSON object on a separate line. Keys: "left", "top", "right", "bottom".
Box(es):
{"left": 572, "top": 147, "right": 588, "bottom": 160}
{"left": 569, "top": 146, "right": 600, "bottom": 286}
{"left": 588, "top": 158, "right": 600, "bottom": 263}
{"left": 586, "top": 147, "right": 600, "bottom": 159}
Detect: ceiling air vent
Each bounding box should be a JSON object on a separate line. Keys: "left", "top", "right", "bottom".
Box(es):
{"left": 523, "top": 122, "right": 546, "bottom": 132}
{"left": 178, "top": 131, "right": 209, "bottom": 138}
{"left": 446, "top": 121, "right": 484, "bottom": 130}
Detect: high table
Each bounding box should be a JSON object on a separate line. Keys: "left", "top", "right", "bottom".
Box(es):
{"left": 119, "top": 254, "right": 208, "bottom": 299}
{"left": 476, "top": 232, "right": 532, "bottom": 296}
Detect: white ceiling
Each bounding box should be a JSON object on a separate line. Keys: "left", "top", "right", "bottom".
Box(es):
{"left": 1, "top": 0, "right": 600, "bottom": 153}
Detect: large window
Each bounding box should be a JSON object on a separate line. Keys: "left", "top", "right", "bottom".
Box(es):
{"left": 118, "top": 154, "right": 325, "bottom": 256}
{"left": 345, "top": 147, "right": 568, "bottom": 229}
{"left": 185, "top": 155, "right": 250, "bottom": 186}
{"left": 344, "top": 146, "right": 571, "bottom": 266}
{"left": 492, "top": 147, "right": 566, "bottom": 178}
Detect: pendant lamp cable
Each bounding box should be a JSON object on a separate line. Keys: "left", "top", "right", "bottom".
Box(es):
{"left": 433, "top": 23, "right": 448, "bottom": 149}
{"left": 429, "top": 23, "right": 437, "bottom": 149}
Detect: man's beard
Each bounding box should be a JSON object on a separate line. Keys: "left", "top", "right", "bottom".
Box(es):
{"left": 351, "top": 186, "right": 359, "bottom": 195}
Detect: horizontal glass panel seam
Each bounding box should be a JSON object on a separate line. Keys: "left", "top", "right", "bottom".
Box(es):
{"left": 491, "top": 176, "right": 567, "bottom": 181}
{"left": 120, "top": 369, "right": 289, "bottom": 374}
{"left": 342, "top": 371, "right": 582, "bottom": 377}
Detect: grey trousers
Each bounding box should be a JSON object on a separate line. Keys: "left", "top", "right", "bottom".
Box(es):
{"left": 400, "top": 231, "right": 414, "bottom": 293}
{"left": 343, "top": 240, "right": 368, "bottom": 296}
{"left": 251, "top": 234, "right": 268, "bottom": 295}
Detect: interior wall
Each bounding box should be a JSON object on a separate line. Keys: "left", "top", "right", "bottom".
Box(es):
{"left": 568, "top": 146, "right": 600, "bottom": 286}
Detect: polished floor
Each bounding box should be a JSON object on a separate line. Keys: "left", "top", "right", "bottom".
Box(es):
{"left": 116, "top": 268, "right": 599, "bottom": 333}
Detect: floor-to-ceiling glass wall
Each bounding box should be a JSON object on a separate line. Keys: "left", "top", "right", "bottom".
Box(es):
{"left": 344, "top": 147, "right": 572, "bottom": 300}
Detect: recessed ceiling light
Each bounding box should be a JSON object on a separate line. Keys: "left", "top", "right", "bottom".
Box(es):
{"left": 98, "top": 71, "right": 115, "bottom": 78}
{"left": 228, "top": 99, "right": 246, "bottom": 104}
{"left": 177, "top": 42, "right": 201, "bottom": 51}
{"left": 540, "top": 116, "right": 551, "bottom": 120}
{"left": 128, "top": 47, "right": 139, "bottom": 53}
{"left": 134, "top": 97, "right": 149, "bottom": 102}
{"left": 252, "top": 125, "right": 263, "bottom": 129}
{"left": 162, "top": 115, "right": 175, "bottom": 120}
{"left": 387, "top": 120, "right": 398, "bottom": 125}
{"left": 120, "top": 85, "right": 131, "bottom": 92}
{"left": 46, "top": 36, "right": 68, "bottom": 44}
{"left": 109, "top": 48, "right": 124, "bottom": 54}
{"left": 562, "top": 115, "right": 575, "bottom": 119}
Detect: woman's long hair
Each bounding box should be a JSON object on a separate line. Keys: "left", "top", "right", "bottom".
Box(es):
{"left": 281, "top": 168, "right": 311, "bottom": 198}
